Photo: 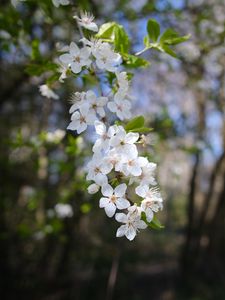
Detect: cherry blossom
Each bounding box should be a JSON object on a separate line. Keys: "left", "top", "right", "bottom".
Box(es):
{"left": 108, "top": 90, "right": 132, "bottom": 120}
{"left": 110, "top": 126, "right": 139, "bottom": 158}
{"left": 85, "top": 90, "right": 108, "bottom": 117}
{"left": 93, "top": 121, "right": 116, "bottom": 153}
{"left": 67, "top": 104, "right": 96, "bottom": 133}
{"left": 74, "top": 11, "right": 98, "bottom": 32}
{"left": 39, "top": 84, "right": 59, "bottom": 100}
{"left": 59, "top": 42, "right": 91, "bottom": 74}
{"left": 92, "top": 42, "right": 121, "bottom": 72}
{"left": 115, "top": 206, "right": 147, "bottom": 241}
{"left": 136, "top": 185, "right": 163, "bottom": 222}
{"left": 86, "top": 154, "right": 112, "bottom": 186}
{"left": 99, "top": 184, "right": 130, "bottom": 217}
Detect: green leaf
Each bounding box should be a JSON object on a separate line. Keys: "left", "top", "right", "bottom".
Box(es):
{"left": 143, "top": 35, "right": 150, "bottom": 48}
{"left": 125, "top": 116, "right": 145, "bottom": 131}
{"left": 160, "top": 28, "right": 190, "bottom": 45}
{"left": 114, "top": 25, "right": 130, "bottom": 54}
{"left": 161, "top": 44, "right": 177, "bottom": 58}
{"left": 149, "top": 215, "right": 165, "bottom": 230}
{"left": 147, "top": 19, "right": 160, "bottom": 42}
{"left": 95, "top": 22, "right": 116, "bottom": 40}
{"left": 31, "top": 39, "right": 41, "bottom": 61}
{"left": 123, "top": 54, "right": 150, "bottom": 68}
{"left": 141, "top": 213, "right": 164, "bottom": 230}
{"left": 129, "top": 127, "right": 153, "bottom": 133}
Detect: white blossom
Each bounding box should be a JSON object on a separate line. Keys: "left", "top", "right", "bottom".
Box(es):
{"left": 74, "top": 11, "right": 98, "bottom": 32}
{"left": 108, "top": 90, "right": 132, "bottom": 120}
{"left": 67, "top": 104, "right": 96, "bottom": 133}
{"left": 93, "top": 121, "right": 116, "bottom": 153}
{"left": 110, "top": 126, "right": 139, "bottom": 158}
{"left": 136, "top": 185, "right": 163, "bottom": 222}
{"left": 59, "top": 42, "right": 91, "bottom": 74}
{"left": 88, "top": 183, "right": 100, "bottom": 194}
{"left": 115, "top": 205, "right": 147, "bottom": 241}
{"left": 92, "top": 42, "right": 121, "bottom": 72}
{"left": 120, "top": 156, "right": 148, "bottom": 177}
{"left": 86, "top": 154, "right": 111, "bottom": 186}
{"left": 55, "top": 204, "right": 73, "bottom": 218}
{"left": 85, "top": 90, "right": 108, "bottom": 117}
{"left": 39, "top": 84, "right": 59, "bottom": 100}
{"left": 99, "top": 184, "right": 130, "bottom": 217}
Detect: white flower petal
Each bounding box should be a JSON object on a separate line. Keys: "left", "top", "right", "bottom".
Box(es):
{"left": 101, "top": 184, "right": 113, "bottom": 197}
{"left": 99, "top": 197, "right": 110, "bottom": 208}
{"left": 104, "top": 202, "right": 116, "bottom": 217}
{"left": 115, "top": 213, "right": 127, "bottom": 223}
{"left": 125, "top": 226, "right": 136, "bottom": 241}
{"left": 116, "top": 225, "right": 126, "bottom": 237}
{"left": 116, "top": 198, "right": 130, "bottom": 210}
{"left": 114, "top": 183, "right": 127, "bottom": 197}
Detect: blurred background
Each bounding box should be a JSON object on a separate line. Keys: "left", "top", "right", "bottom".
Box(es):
{"left": 0, "top": 0, "right": 225, "bottom": 299}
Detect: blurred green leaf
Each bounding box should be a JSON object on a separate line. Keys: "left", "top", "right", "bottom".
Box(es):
{"left": 160, "top": 29, "right": 190, "bottom": 45}
{"left": 147, "top": 19, "right": 160, "bottom": 42}
{"left": 123, "top": 54, "right": 150, "bottom": 68}
{"left": 95, "top": 22, "right": 116, "bottom": 40}
{"left": 114, "top": 25, "right": 130, "bottom": 53}
{"left": 125, "top": 116, "right": 145, "bottom": 131}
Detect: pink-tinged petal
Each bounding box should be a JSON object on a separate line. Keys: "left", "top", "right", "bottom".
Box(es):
{"left": 116, "top": 198, "right": 130, "bottom": 210}
{"left": 145, "top": 208, "right": 154, "bottom": 223}
{"left": 101, "top": 184, "right": 113, "bottom": 197}
{"left": 99, "top": 197, "right": 110, "bottom": 208}
{"left": 104, "top": 202, "right": 116, "bottom": 218}
{"left": 59, "top": 53, "right": 72, "bottom": 64}
{"left": 114, "top": 183, "right": 127, "bottom": 197}
{"left": 125, "top": 132, "right": 139, "bottom": 144}
{"left": 71, "top": 62, "right": 82, "bottom": 74}
{"left": 125, "top": 226, "right": 136, "bottom": 241}
{"left": 69, "top": 42, "right": 80, "bottom": 56}
{"left": 115, "top": 213, "right": 127, "bottom": 223}
{"left": 116, "top": 225, "right": 126, "bottom": 237}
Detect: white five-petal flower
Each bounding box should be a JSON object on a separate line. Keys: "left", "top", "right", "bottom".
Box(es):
{"left": 110, "top": 126, "right": 139, "bottom": 158}
{"left": 93, "top": 122, "right": 116, "bottom": 153}
{"left": 136, "top": 185, "right": 163, "bottom": 222}
{"left": 108, "top": 90, "right": 132, "bottom": 120}
{"left": 115, "top": 205, "right": 147, "bottom": 241}
{"left": 67, "top": 104, "right": 96, "bottom": 134}
{"left": 59, "top": 42, "right": 91, "bottom": 74}
{"left": 99, "top": 183, "right": 130, "bottom": 217}
{"left": 74, "top": 11, "right": 98, "bottom": 32}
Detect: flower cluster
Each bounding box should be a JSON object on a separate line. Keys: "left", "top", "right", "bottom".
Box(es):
{"left": 55, "top": 12, "right": 164, "bottom": 240}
